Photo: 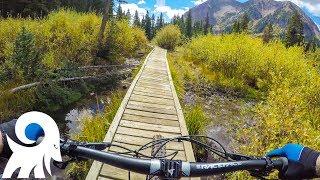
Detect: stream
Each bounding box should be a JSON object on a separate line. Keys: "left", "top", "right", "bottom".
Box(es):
{"left": 49, "top": 93, "right": 106, "bottom": 138}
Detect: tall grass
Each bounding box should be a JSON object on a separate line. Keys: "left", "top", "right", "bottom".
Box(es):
{"left": 168, "top": 52, "right": 208, "bottom": 136}
{"left": 170, "top": 34, "right": 320, "bottom": 178}
{"left": 185, "top": 105, "right": 209, "bottom": 136}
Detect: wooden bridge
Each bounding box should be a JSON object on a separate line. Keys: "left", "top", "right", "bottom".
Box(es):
{"left": 86, "top": 47, "right": 196, "bottom": 179}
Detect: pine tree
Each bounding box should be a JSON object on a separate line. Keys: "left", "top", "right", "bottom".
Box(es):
{"left": 141, "top": 16, "right": 146, "bottom": 28}
{"left": 12, "top": 27, "right": 41, "bottom": 81}
{"left": 185, "top": 11, "right": 193, "bottom": 38}
{"left": 262, "top": 23, "right": 274, "bottom": 43}
{"left": 304, "top": 37, "right": 317, "bottom": 53}
{"left": 145, "top": 11, "right": 152, "bottom": 40}
{"left": 240, "top": 13, "right": 250, "bottom": 32}
{"left": 232, "top": 21, "right": 240, "bottom": 33}
{"left": 125, "top": 10, "right": 131, "bottom": 21}
{"left": 109, "top": 0, "right": 114, "bottom": 18}
{"left": 204, "top": 12, "right": 210, "bottom": 35}
{"left": 179, "top": 15, "right": 185, "bottom": 34}
{"left": 193, "top": 21, "right": 203, "bottom": 36}
{"left": 159, "top": 13, "right": 164, "bottom": 29}
{"left": 285, "top": 11, "right": 304, "bottom": 47}
{"left": 133, "top": 10, "right": 140, "bottom": 27}
{"left": 172, "top": 15, "right": 178, "bottom": 25}
{"left": 116, "top": 5, "right": 123, "bottom": 20}
{"left": 151, "top": 14, "right": 156, "bottom": 39}
{"left": 156, "top": 13, "right": 164, "bottom": 30}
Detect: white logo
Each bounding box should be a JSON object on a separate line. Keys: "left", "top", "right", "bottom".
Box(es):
{"left": 3, "top": 112, "right": 62, "bottom": 178}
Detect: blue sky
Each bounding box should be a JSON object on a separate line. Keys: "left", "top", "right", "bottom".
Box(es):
{"left": 120, "top": 0, "right": 320, "bottom": 27}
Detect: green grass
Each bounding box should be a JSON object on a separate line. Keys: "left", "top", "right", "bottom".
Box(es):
{"left": 184, "top": 105, "right": 209, "bottom": 136}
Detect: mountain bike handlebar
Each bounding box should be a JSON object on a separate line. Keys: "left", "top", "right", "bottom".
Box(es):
{"left": 60, "top": 139, "right": 288, "bottom": 178}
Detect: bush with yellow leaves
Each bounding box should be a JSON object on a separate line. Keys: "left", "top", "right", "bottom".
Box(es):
{"left": 154, "top": 25, "right": 182, "bottom": 51}
{"left": 0, "top": 9, "right": 148, "bottom": 120}
{"left": 172, "top": 34, "right": 320, "bottom": 178}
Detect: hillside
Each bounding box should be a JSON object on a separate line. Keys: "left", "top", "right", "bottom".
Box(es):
{"left": 186, "top": 0, "right": 320, "bottom": 39}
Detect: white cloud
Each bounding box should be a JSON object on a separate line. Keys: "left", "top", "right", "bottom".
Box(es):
{"left": 154, "top": 0, "right": 189, "bottom": 19}
{"left": 137, "top": 0, "right": 146, "bottom": 5}
{"left": 193, "top": 0, "right": 207, "bottom": 5}
{"left": 276, "top": 0, "right": 320, "bottom": 16}
{"left": 120, "top": 3, "right": 147, "bottom": 19}
{"left": 154, "top": 5, "right": 189, "bottom": 19}
{"left": 156, "top": 0, "right": 166, "bottom": 7}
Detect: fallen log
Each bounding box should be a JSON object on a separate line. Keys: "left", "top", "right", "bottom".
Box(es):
{"left": 10, "top": 70, "right": 131, "bottom": 93}
{"left": 56, "top": 64, "right": 137, "bottom": 71}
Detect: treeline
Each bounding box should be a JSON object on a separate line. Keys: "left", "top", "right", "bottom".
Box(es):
{"left": 0, "top": 0, "right": 108, "bottom": 17}
{"left": 129, "top": 10, "right": 165, "bottom": 40}
{"left": 170, "top": 11, "right": 319, "bottom": 52}
{"left": 259, "top": 11, "right": 318, "bottom": 51}
{"left": 171, "top": 11, "right": 212, "bottom": 38}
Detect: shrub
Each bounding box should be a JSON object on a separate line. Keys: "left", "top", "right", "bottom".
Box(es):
{"left": 154, "top": 25, "right": 182, "bottom": 50}
{"left": 132, "top": 27, "right": 148, "bottom": 52}
{"left": 0, "top": 10, "right": 148, "bottom": 120}
{"left": 170, "top": 34, "right": 320, "bottom": 178}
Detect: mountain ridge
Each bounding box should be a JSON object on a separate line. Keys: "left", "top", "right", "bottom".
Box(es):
{"left": 186, "top": 0, "right": 320, "bottom": 39}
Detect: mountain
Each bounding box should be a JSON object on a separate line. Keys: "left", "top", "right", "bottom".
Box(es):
{"left": 186, "top": 0, "right": 320, "bottom": 39}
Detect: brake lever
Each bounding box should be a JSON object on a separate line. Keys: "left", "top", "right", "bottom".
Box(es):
{"left": 53, "top": 160, "right": 72, "bottom": 169}
{"left": 55, "top": 139, "right": 112, "bottom": 169}
{"left": 60, "top": 139, "right": 112, "bottom": 155}
{"left": 248, "top": 157, "right": 276, "bottom": 179}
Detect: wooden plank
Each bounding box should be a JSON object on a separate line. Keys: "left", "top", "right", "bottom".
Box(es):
{"left": 137, "top": 84, "right": 171, "bottom": 91}
{"left": 122, "top": 114, "right": 180, "bottom": 127}
{"left": 116, "top": 126, "right": 180, "bottom": 139}
{"left": 137, "top": 81, "right": 171, "bottom": 88}
{"left": 139, "top": 76, "right": 169, "bottom": 82}
{"left": 141, "top": 72, "right": 168, "bottom": 78}
{"left": 138, "top": 79, "right": 169, "bottom": 85}
{"left": 126, "top": 103, "right": 176, "bottom": 115}
{"left": 100, "top": 165, "right": 145, "bottom": 180}
{"left": 113, "top": 134, "right": 185, "bottom": 151}
{"left": 130, "top": 94, "right": 174, "bottom": 106}
{"left": 120, "top": 120, "right": 181, "bottom": 134}
{"left": 132, "top": 91, "right": 173, "bottom": 100}
{"left": 133, "top": 87, "right": 172, "bottom": 96}
{"left": 124, "top": 109, "right": 178, "bottom": 120}
{"left": 127, "top": 101, "right": 175, "bottom": 110}
{"left": 141, "top": 73, "right": 167, "bottom": 78}
{"left": 138, "top": 80, "right": 169, "bottom": 86}
{"left": 86, "top": 49, "right": 155, "bottom": 180}
{"left": 131, "top": 92, "right": 174, "bottom": 102}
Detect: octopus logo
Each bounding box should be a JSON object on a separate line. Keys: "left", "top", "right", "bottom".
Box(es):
{"left": 2, "top": 112, "right": 62, "bottom": 178}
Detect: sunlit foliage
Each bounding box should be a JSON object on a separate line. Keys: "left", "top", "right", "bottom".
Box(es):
{"left": 154, "top": 25, "right": 182, "bottom": 51}
{"left": 170, "top": 34, "right": 320, "bottom": 178}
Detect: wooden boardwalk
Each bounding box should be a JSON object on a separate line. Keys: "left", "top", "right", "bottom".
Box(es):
{"left": 86, "top": 47, "right": 196, "bottom": 180}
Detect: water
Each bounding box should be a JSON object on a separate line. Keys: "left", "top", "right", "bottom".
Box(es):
{"left": 51, "top": 100, "right": 105, "bottom": 137}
